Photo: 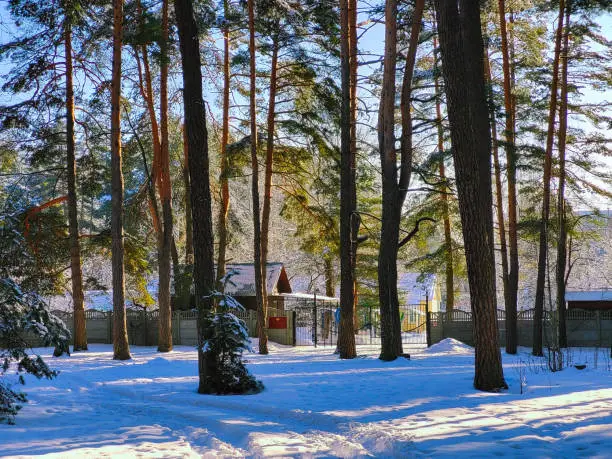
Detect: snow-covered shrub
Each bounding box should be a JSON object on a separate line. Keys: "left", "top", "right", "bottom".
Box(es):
{"left": 0, "top": 277, "right": 70, "bottom": 424}
{"left": 199, "top": 292, "right": 263, "bottom": 395}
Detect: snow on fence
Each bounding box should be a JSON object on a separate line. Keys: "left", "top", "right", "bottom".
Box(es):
{"left": 429, "top": 308, "right": 612, "bottom": 348}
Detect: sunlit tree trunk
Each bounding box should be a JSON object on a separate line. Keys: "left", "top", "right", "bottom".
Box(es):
{"left": 183, "top": 127, "right": 193, "bottom": 265}
{"left": 498, "top": 0, "right": 518, "bottom": 355}
{"left": 247, "top": 0, "right": 268, "bottom": 355}
{"left": 157, "top": 0, "right": 173, "bottom": 352}
{"left": 337, "top": 0, "right": 356, "bottom": 359}
{"left": 260, "top": 35, "right": 279, "bottom": 335}
{"left": 534, "top": 0, "right": 565, "bottom": 357}
{"left": 111, "top": 0, "right": 131, "bottom": 361}
{"left": 556, "top": 1, "right": 571, "bottom": 348}
{"left": 64, "top": 8, "right": 87, "bottom": 352}
{"left": 433, "top": 32, "right": 454, "bottom": 313}
{"left": 215, "top": 0, "right": 231, "bottom": 287}
{"left": 484, "top": 47, "right": 511, "bottom": 351}
{"left": 133, "top": 45, "right": 163, "bottom": 247}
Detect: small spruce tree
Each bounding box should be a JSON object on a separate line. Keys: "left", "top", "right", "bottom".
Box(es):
{"left": 1, "top": 278, "right": 70, "bottom": 424}
{"left": 199, "top": 284, "right": 263, "bottom": 395}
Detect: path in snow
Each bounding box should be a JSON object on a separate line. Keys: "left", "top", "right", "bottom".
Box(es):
{"left": 1, "top": 339, "right": 611, "bottom": 458}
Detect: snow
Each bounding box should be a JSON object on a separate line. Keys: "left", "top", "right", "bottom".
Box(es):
{"left": 1, "top": 339, "right": 612, "bottom": 458}
{"left": 565, "top": 290, "right": 612, "bottom": 301}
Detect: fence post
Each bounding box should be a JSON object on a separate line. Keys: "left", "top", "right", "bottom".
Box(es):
{"left": 425, "top": 291, "right": 432, "bottom": 347}
{"left": 369, "top": 304, "right": 373, "bottom": 345}
{"left": 107, "top": 311, "right": 113, "bottom": 344}
{"left": 597, "top": 310, "right": 602, "bottom": 347}
{"left": 292, "top": 310, "right": 296, "bottom": 346}
{"left": 313, "top": 292, "right": 318, "bottom": 348}
{"left": 174, "top": 311, "right": 180, "bottom": 345}
{"left": 144, "top": 310, "right": 148, "bottom": 346}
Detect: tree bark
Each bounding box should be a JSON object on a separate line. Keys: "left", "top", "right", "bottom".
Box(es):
{"left": 534, "top": 0, "right": 565, "bottom": 357}
{"left": 260, "top": 35, "right": 279, "bottom": 330}
{"left": 484, "top": 46, "right": 513, "bottom": 353}
{"left": 248, "top": 0, "right": 268, "bottom": 355}
{"left": 64, "top": 11, "right": 87, "bottom": 352}
{"left": 498, "top": 0, "right": 519, "bottom": 355}
{"left": 174, "top": 0, "right": 216, "bottom": 393}
{"left": 133, "top": 45, "right": 163, "bottom": 245}
{"left": 111, "top": 0, "right": 131, "bottom": 361}
{"left": 377, "top": 0, "right": 400, "bottom": 361}
{"left": 215, "top": 0, "right": 231, "bottom": 287}
{"left": 337, "top": 0, "right": 356, "bottom": 359}
{"left": 434, "top": 0, "right": 506, "bottom": 391}
{"left": 157, "top": 0, "right": 173, "bottom": 353}
{"left": 324, "top": 257, "right": 334, "bottom": 297}
{"left": 183, "top": 126, "right": 193, "bottom": 265}
{"left": 378, "top": 0, "right": 424, "bottom": 361}
{"left": 433, "top": 33, "right": 454, "bottom": 313}
{"left": 556, "top": 1, "right": 571, "bottom": 348}
{"left": 349, "top": 0, "right": 359, "bottom": 336}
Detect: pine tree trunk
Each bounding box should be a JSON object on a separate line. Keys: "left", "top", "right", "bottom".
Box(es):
{"left": 349, "top": 0, "right": 359, "bottom": 337}
{"left": 484, "top": 47, "right": 513, "bottom": 353}
{"left": 64, "top": 14, "right": 87, "bottom": 352}
{"left": 433, "top": 33, "right": 454, "bottom": 313}
{"left": 140, "top": 47, "right": 161, "bottom": 191}
{"left": 337, "top": 0, "right": 356, "bottom": 359}
{"left": 134, "top": 0, "right": 163, "bottom": 252}
{"left": 183, "top": 127, "right": 193, "bottom": 265}
{"left": 556, "top": 1, "right": 571, "bottom": 349}
{"left": 324, "top": 257, "right": 334, "bottom": 340}
{"left": 534, "top": 0, "right": 565, "bottom": 357}
{"left": 378, "top": 0, "right": 400, "bottom": 361}
{"left": 157, "top": 0, "right": 173, "bottom": 353}
{"left": 498, "top": 0, "right": 519, "bottom": 355}
{"left": 247, "top": 0, "right": 268, "bottom": 355}
{"left": 133, "top": 45, "right": 163, "bottom": 248}
{"left": 111, "top": 0, "right": 131, "bottom": 361}
{"left": 215, "top": 0, "right": 231, "bottom": 287}
{"left": 378, "top": 0, "right": 423, "bottom": 360}
{"left": 434, "top": 0, "right": 506, "bottom": 391}
{"left": 174, "top": 0, "right": 216, "bottom": 393}
{"left": 439, "top": 161, "right": 454, "bottom": 312}
{"left": 324, "top": 257, "right": 334, "bottom": 297}
{"left": 260, "top": 36, "right": 279, "bottom": 333}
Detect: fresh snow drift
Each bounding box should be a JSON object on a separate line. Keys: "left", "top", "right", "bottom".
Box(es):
{"left": 1, "top": 339, "right": 611, "bottom": 458}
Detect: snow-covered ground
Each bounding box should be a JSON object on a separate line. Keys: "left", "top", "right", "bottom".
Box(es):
{"left": 1, "top": 339, "right": 612, "bottom": 458}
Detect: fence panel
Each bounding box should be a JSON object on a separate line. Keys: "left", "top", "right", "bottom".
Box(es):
{"left": 15, "top": 305, "right": 610, "bottom": 351}
{"left": 427, "top": 308, "right": 604, "bottom": 349}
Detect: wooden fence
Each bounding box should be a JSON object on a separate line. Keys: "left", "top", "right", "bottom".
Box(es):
{"left": 429, "top": 308, "right": 612, "bottom": 348}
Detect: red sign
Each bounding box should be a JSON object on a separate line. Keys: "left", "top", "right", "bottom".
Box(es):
{"left": 269, "top": 316, "right": 287, "bottom": 329}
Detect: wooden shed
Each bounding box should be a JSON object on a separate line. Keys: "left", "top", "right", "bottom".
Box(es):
{"left": 222, "top": 262, "right": 292, "bottom": 311}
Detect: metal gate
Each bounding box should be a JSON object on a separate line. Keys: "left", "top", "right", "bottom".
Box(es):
{"left": 293, "top": 299, "right": 339, "bottom": 346}
{"left": 360, "top": 303, "right": 428, "bottom": 347}
{"left": 290, "top": 297, "right": 428, "bottom": 347}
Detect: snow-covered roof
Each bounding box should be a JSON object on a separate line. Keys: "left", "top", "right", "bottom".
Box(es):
{"left": 280, "top": 292, "right": 338, "bottom": 301}
{"left": 565, "top": 290, "right": 612, "bottom": 302}
{"left": 221, "top": 263, "right": 292, "bottom": 296}
{"left": 398, "top": 273, "right": 436, "bottom": 304}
